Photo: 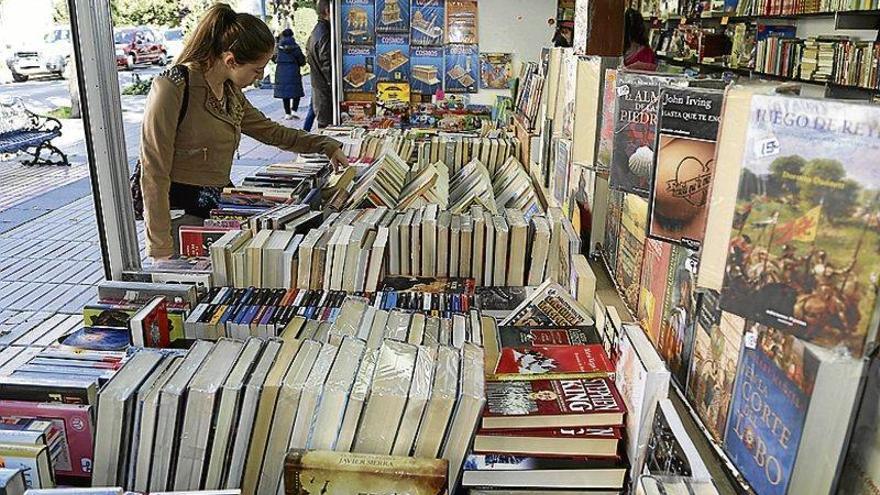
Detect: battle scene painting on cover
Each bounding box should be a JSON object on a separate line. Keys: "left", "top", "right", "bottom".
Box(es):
{"left": 638, "top": 238, "right": 673, "bottom": 345}
{"left": 610, "top": 72, "right": 673, "bottom": 197}
{"left": 614, "top": 193, "right": 649, "bottom": 311}
{"left": 340, "top": 0, "right": 375, "bottom": 45}
{"left": 687, "top": 305, "right": 742, "bottom": 443}
{"left": 719, "top": 95, "right": 880, "bottom": 357}
{"left": 648, "top": 87, "right": 724, "bottom": 250}
{"left": 724, "top": 322, "right": 817, "bottom": 495}
{"left": 657, "top": 245, "right": 700, "bottom": 388}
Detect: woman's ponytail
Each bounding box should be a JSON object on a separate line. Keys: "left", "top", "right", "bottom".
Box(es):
{"left": 177, "top": 3, "right": 275, "bottom": 69}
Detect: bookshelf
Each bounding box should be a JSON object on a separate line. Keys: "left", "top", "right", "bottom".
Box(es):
{"left": 652, "top": 9, "right": 880, "bottom": 28}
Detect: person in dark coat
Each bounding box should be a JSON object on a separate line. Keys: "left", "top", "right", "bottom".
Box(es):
{"left": 307, "top": 0, "right": 334, "bottom": 128}
{"left": 274, "top": 28, "right": 306, "bottom": 120}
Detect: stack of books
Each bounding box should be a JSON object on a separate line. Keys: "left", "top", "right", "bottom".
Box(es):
{"left": 414, "top": 134, "right": 522, "bottom": 176}
{"left": 448, "top": 159, "right": 498, "bottom": 214}
{"left": 0, "top": 346, "right": 131, "bottom": 488}
{"left": 463, "top": 284, "right": 628, "bottom": 492}
{"left": 90, "top": 315, "right": 486, "bottom": 494}
{"left": 183, "top": 285, "right": 485, "bottom": 343}
{"left": 514, "top": 61, "right": 545, "bottom": 130}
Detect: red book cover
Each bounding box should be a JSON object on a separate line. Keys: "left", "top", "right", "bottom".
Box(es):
{"left": 178, "top": 226, "right": 234, "bottom": 257}
{"left": 0, "top": 400, "right": 94, "bottom": 480}
{"left": 482, "top": 378, "right": 626, "bottom": 429}
{"left": 477, "top": 426, "right": 622, "bottom": 439}
{"left": 135, "top": 298, "right": 171, "bottom": 348}
{"left": 492, "top": 345, "right": 613, "bottom": 381}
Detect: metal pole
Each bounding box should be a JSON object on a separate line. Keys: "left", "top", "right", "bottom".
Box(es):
{"left": 68, "top": 0, "right": 141, "bottom": 279}
{"left": 331, "top": 0, "right": 342, "bottom": 125}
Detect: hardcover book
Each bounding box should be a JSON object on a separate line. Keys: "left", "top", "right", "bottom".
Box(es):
{"left": 381, "top": 276, "right": 476, "bottom": 295}
{"left": 461, "top": 453, "right": 626, "bottom": 489}
{"left": 179, "top": 226, "right": 231, "bottom": 257}
{"left": 499, "top": 280, "right": 594, "bottom": 328}
{"left": 648, "top": 87, "right": 724, "bottom": 250}
{"left": 376, "top": 0, "right": 410, "bottom": 34}
{"left": 638, "top": 238, "right": 673, "bottom": 344}
{"left": 473, "top": 426, "right": 621, "bottom": 458}
{"left": 482, "top": 377, "right": 625, "bottom": 429}
{"left": 444, "top": 44, "right": 478, "bottom": 93}
{"left": 610, "top": 72, "right": 672, "bottom": 197}
{"left": 342, "top": 45, "right": 377, "bottom": 94}
{"left": 686, "top": 305, "right": 743, "bottom": 442}
{"left": 497, "top": 326, "right": 601, "bottom": 348}
{"left": 376, "top": 34, "right": 411, "bottom": 82}
{"left": 595, "top": 69, "right": 617, "bottom": 174}
{"left": 445, "top": 0, "right": 478, "bottom": 44}
{"left": 603, "top": 190, "right": 624, "bottom": 276}
{"left": 614, "top": 193, "right": 648, "bottom": 311}
{"left": 411, "top": 0, "right": 444, "bottom": 46}
{"left": 719, "top": 95, "right": 880, "bottom": 357}
{"left": 410, "top": 47, "right": 443, "bottom": 95}
{"left": 341, "top": 0, "right": 375, "bottom": 45}
{"left": 657, "top": 245, "right": 700, "bottom": 389}
{"left": 284, "top": 450, "right": 447, "bottom": 495}
{"left": 492, "top": 345, "right": 613, "bottom": 381}
{"left": 476, "top": 286, "right": 535, "bottom": 319}
{"left": 723, "top": 323, "right": 815, "bottom": 495}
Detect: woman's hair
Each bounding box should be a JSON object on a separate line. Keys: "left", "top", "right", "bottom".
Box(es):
{"left": 624, "top": 8, "right": 649, "bottom": 47}
{"left": 281, "top": 28, "right": 293, "bottom": 37}
{"left": 177, "top": 3, "right": 275, "bottom": 69}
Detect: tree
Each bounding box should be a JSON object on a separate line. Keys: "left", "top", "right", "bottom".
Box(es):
{"left": 179, "top": 0, "right": 213, "bottom": 34}
{"left": 769, "top": 155, "right": 806, "bottom": 196}
{"left": 113, "top": 0, "right": 181, "bottom": 27}
{"left": 799, "top": 158, "right": 860, "bottom": 223}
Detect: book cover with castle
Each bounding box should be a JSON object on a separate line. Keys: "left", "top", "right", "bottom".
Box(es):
{"left": 341, "top": 0, "right": 375, "bottom": 45}
{"left": 342, "top": 45, "right": 377, "bottom": 94}
{"left": 411, "top": 0, "right": 445, "bottom": 46}
{"left": 719, "top": 95, "right": 880, "bottom": 357}
{"left": 410, "top": 47, "right": 443, "bottom": 95}
{"left": 444, "top": 44, "right": 478, "bottom": 93}
{"left": 724, "top": 323, "right": 816, "bottom": 495}
{"left": 376, "top": 0, "right": 410, "bottom": 34}
{"left": 376, "top": 34, "right": 411, "bottom": 82}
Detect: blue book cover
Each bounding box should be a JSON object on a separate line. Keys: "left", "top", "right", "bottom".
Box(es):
{"left": 376, "top": 34, "right": 410, "bottom": 82}
{"left": 724, "top": 323, "right": 816, "bottom": 495}
{"left": 444, "top": 44, "right": 478, "bottom": 93}
{"left": 411, "top": 0, "right": 445, "bottom": 46}
{"left": 410, "top": 47, "right": 443, "bottom": 95}
{"left": 63, "top": 327, "right": 130, "bottom": 351}
{"left": 376, "top": 0, "right": 409, "bottom": 34}
{"left": 341, "top": 0, "right": 375, "bottom": 45}
{"left": 342, "top": 45, "right": 377, "bottom": 94}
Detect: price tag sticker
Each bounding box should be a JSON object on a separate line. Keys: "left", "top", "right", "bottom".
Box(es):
{"left": 744, "top": 329, "right": 758, "bottom": 350}
{"left": 721, "top": 16, "right": 729, "bottom": 25}
{"left": 617, "top": 84, "right": 631, "bottom": 97}
{"left": 756, "top": 137, "right": 780, "bottom": 158}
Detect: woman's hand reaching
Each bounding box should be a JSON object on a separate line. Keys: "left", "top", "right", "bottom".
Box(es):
{"left": 329, "top": 147, "right": 350, "bottom": 173}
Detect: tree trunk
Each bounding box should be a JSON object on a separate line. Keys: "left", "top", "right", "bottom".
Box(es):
{"left": 67, "top": 57, "right": 82, "bottom": 119}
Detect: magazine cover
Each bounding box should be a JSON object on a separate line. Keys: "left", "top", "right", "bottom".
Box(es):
{"left": 719, "top": 95, "right": 880, "bottom": 357}
{"left": 341, "top": 0, "right": 375, "bottom": 45}
{"left": 376, "top": 34, "right": 410, "bottom": 82}
{"left": 499, "top": 280, "right": 594, "bottom": 327}
{"left": 445, "top": 44, "right": 478, "bottom": 93}
{"left": 686, "top": 304, "right": 742, "bottom": 442}
{"left": 638, "top": 238, "right": 672, "bottom": 344}
{"left": 724, "top": 323, "right": 816, "bottom": 495}
{"left": 492, "top": 345, "right": 613, "bottom": 381}
{"left": 596, "top": 69, "right": 618, "bottom": 174}
{"left": 340, "top": 101, "right": 375, "bottom": 125}
{"left": 479, "top": 52, "right": 513, "bottom": 89}
{"left": 614, "top": 193, "right": 649, "bottom": 311}
{"left": 445, "top": 0, "right": 478, "bottom": 44}
{"left": 376, "top": 0, "right": 410, "bottom": 34}
{"left": 410, "top": 46, "right": 443, "bottom": 95}
{"left": 342, "top": 45, "right": 377, "bottom": 93}
{"left": 411, "top": 0, "right": 445, "bottom": 46}
{"left": 649, "top": 87, "right": 724, "bottom": 250}
{"left": 610, "top": 73, "right": 670, "bottom": 197}
{"left": 658, "top": 245, "right": 700, "bottom": 388}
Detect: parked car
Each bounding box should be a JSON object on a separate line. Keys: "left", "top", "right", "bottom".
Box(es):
{"left": 115, "top": 27, "right": 167, "bottom": 70}
{"left": 5, "top": 26, "right": 72, "bottom": 82}
{"left": 162, "top": 28, "right": 184, "bottom": 64}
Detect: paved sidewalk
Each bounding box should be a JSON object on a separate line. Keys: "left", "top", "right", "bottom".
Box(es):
{"left": 0, "top": 78, "right": 314, "bottom": 335}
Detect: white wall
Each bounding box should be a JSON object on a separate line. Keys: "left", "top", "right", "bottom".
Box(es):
{"left": 472, "top": 0, "right": 557, "bottom": 105}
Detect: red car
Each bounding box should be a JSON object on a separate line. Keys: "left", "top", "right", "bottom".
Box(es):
{"left": 115, "top": 27, "right": 167, "bottom": 70}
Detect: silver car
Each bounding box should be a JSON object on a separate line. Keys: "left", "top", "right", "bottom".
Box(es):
{"left": 6, "top": 27, "right": 71, "bottom": 82}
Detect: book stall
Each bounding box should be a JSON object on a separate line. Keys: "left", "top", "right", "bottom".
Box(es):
{"left": 8, "top": 0, "right": 880, "bottom": 494}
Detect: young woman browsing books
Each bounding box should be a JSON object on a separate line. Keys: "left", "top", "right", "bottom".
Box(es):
{"left": 136, "top": 3, "right": 348, "bottom": 259}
